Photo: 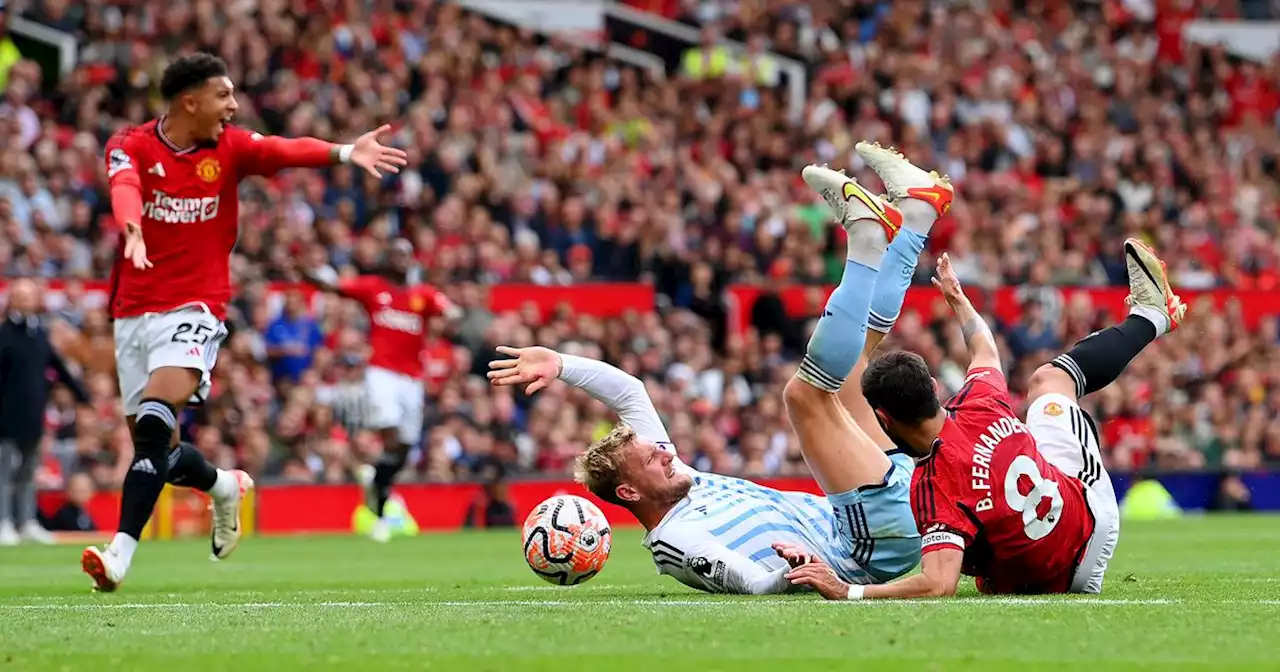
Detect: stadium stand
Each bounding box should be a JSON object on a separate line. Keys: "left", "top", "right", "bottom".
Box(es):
{"left": 2, "top": 0, "right": 1280, "bottom": 519}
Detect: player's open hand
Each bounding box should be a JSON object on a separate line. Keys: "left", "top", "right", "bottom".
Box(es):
{"left": 771, "top": 542, "right": 815, "bottom": 568}
{"left": 123, "top": 223, "right": 152, "bottom": 270}
{"left": 785, "top": 559, "right": 850, "bottom": 600}
{"left": 487, "top": 345, "right": 562, "bottom": 395}
{"left": 931, "top": 252, "right": 963, "bottom": 304}
{"left": 349, "top": 124, "right": 410, "bottom": 179}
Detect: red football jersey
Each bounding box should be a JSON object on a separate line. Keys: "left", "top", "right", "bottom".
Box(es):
{"left": 339, "top": 277, "right": 453, "bottom": 379}
{"left": 105, "top": 120, "right": 319, "bottom": 319}
{"left": 912, "top": 367, "right": 1094, "bottom": 594}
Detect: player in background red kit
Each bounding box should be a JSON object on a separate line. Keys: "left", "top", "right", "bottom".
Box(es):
{"left": 83, "top": 53, "right": 408, "bottom": 592}
{"left": 303, "top": 240, "right": 461, "bottom": 542}
{"left": 784, "top": 240, "right": 1186, "bottom": 599}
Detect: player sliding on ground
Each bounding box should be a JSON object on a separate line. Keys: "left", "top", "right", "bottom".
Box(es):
{"left": 784, "top": 239, "right": 1186, "bottom": 599}
{"left": 488, "top": 144, "right": 954, "bottom": 594}
{"left": 83, "top": 52, "right": 408, "bottom": 592}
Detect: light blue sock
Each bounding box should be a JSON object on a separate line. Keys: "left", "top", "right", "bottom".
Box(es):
{"left": 797, "top": 259, "right": 880, "bottom": 392}
{"left": 868, "top": 229, "right": 928, "bottom": 333}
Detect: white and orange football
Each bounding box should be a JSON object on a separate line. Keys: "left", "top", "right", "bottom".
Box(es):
{"left": 521, "top": 495, "right": 612, "bottom": 586}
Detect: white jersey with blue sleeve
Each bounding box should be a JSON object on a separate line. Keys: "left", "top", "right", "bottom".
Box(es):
{"left": 557, "top": 354, "right": 890, "bottom": 594}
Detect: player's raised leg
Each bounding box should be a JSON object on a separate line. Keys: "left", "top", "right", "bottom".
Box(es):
{"left": 838, "top": 143, "right": 954, "bottom": 441}
{"left": 166, "top": 440, "right": 254, "bottom": 561}
{"left": 1024, "top": 238, "right": 1186, "bottom": 592}
{"left": 785, "top": 164, "right": 901, "bottom": 494}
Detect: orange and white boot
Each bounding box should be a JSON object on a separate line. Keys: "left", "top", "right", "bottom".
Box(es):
{"left": 1123, "top": 238, "right": 1186, "bottom": 334}
{"left": 81, "top": 545, "right": 126, "bottom": 593}
{"left": 854, "top": 141, "right": 955, "bottom": 220}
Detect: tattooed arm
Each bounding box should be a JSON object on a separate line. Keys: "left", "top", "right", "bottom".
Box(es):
{"left": 931, "top": 253, "right": 1002, "bottom": 373}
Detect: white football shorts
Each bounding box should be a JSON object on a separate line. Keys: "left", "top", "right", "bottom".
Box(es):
{"left": 114, "top": 303, "right": 228, "bottom": 416}
{"left": 1025, "top": 392, "right": 1121, "bottom": 594}
{"left": 363, "top": 365, "right": 425, "bottom": 446}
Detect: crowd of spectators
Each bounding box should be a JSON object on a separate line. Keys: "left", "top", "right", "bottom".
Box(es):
{"left": 2, "top": 0, "right": 1280, "bottom": 494}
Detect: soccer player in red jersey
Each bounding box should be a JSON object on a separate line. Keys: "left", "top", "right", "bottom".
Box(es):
{"left": 786, "top": 239, "right": 1186, "bottom": 599}
{"left": 82, "top": 53, "right": 408, "bottom": 592}
{"left": 304, "top": 240, "right": 461, "bottom": 542}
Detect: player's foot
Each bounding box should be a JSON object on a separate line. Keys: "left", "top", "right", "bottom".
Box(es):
{"left": 209, "top": 469, "right": 254, "bottom": 561}
{"left": 19, "top": 521, "right": 55, "bottom": 545}
{"left": 357, "top": 463, "right": 378, "bottom": 511}
{"left": 369, "top": 518, "right": 391, "bottom": 544}
{"left": 81, "top": 546, "right": 126, "bottom": 592}
{"left": 0, "top": 521, "right": 18, "bottom": 546}
{"left": 1123, "top": 238, "right": 1186, "bottom": 333}
{"left": 854, "top": 141, "right": 954, "bottom": 218}
{"left": 801, "top": 164, "right": 902, "bottom": 242}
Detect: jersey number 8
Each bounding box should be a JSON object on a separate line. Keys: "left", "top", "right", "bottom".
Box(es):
{"left": 1003, "top": 455, "right": 1063, "bottom": 540}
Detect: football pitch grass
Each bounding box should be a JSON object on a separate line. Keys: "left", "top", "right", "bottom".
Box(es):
{"left": 0, "top": 516, "right": 1277, "bottom": 671}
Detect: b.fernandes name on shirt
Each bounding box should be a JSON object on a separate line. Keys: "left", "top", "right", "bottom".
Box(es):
{"left": 970, "top": 416, "right": 1029, "bottom": 512}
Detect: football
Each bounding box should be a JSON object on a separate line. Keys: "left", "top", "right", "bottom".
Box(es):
{"left": 521, "top": 494, "right": 612, "bottom": 585}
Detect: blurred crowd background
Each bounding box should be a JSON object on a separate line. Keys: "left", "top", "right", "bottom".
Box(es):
{"left": 3, "top": 0, "right": 1280, "bottom": 502}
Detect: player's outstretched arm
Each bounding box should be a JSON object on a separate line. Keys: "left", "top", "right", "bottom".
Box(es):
{"left": 933, "top": 253, "right": 1000, "bottom": 373}
{"left": 232, "top": 125, "right": 408, "bottom": 179}
{"left": 488, "top": 346, "right": 671, "bottom": 443}
{"left": 785, "top": 549, "right": 963, "bottom": 600}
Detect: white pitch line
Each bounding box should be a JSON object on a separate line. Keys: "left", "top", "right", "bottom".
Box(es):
{"left": 0, "top": 597, "right": 1204, "bottom": 610}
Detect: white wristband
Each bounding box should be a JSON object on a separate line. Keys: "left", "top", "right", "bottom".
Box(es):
{"left": 337, "top": 144, "right": 355, "bottom": 163}
{"left": 846, "top": 584, "right": 865, "bottom": 601}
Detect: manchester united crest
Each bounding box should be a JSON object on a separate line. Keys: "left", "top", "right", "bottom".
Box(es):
{"left": 410, "top": 294, "right": 425, "bottom": 313}
{"left": 195, "top": 157, "right": 221, "bottom": 183}
{"left": 1044, "top": 402, "right": 1064, "bottom": 417}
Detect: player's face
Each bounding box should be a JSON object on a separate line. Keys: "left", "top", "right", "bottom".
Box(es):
{"left": 874, "top": 410, "right": 930, "bottom": 458}
{"left": 188, "top": 76, "right": 239, "bottom": 143}
{"left": 617, "top": 441, "right": 693, "bottom": 507}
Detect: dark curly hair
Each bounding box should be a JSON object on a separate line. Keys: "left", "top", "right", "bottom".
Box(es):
{"left": 159, "top": 53, "right": 229, "bottom": 100}
{"left": 861, "top": 350, "right": 942, "bottom": 425}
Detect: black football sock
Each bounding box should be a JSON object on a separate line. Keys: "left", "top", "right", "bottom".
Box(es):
{"left": 372, "top": 448, "right": 408, "bottom": 517}
{"left": 167, "top": 441, "right": 219, "bottom": 492}
{"left": 118, "top": 399, "right": 176, "bottom": 540}
{"left": 1050, "top": 315, "right": 1158, "bottom": 398}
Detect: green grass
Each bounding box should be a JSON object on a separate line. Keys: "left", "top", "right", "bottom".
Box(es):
{"left": 1, "top": 516, "right": 1278, "bottom": 671}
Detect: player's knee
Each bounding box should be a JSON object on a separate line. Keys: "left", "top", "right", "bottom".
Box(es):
{"left": 782, "top": 376, "right": 830, "bottom": 417}
{"left": 134, "top": 399, "right": 178, "bottom": 461}
{"left": 1028, "top": 364, "right": 1077, "bottom": 401}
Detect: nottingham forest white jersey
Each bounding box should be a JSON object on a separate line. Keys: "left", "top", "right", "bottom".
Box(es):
{"left": 642, "top": 461, "right": 861, "bottom": 594}
{"left": 555, "top": 354, "right": 875, "bottom": 595}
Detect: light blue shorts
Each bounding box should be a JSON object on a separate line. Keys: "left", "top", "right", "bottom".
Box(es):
{"left": 827, "top": 451, "right": 921, "bottom": 583}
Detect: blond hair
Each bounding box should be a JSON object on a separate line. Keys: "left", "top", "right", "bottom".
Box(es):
{"left": 573, "top": 423, "right": 637, "bottom": 506}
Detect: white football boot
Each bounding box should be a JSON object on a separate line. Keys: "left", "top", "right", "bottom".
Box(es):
{"left": 210, "top": 469, "right": 255, "bottom": 560}
{"left": 81, "top": 545, "right": 127, "bottom": 592}
{"left": 1123, "top": 238, "right": 1186, "bottom": 333}
{"left": 853, "top": 141, "right": 955, "bottom": 220}
{"left": 800, "top": 164, "right": 904, "bottom": 242}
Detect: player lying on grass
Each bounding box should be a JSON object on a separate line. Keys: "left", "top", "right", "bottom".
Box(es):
{"left": 83, "top": 52, "right": 408, "bottom": 592}
{"left": 488, "top": 144, "right": 954, "bottom": 594}
{"left": 783, "top": 240, "right": 1186, "bottom": 599}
